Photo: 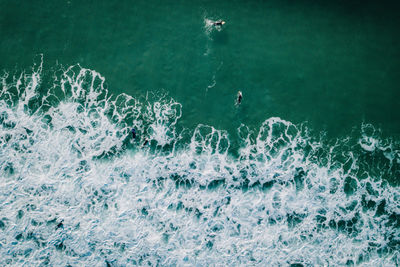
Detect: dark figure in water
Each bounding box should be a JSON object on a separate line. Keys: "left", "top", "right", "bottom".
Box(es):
{"left": 142, "top": 139, "right": 149, "bottom": 147}
{"left": 213, "top": 20, "right": 225, "bottom": 26}
{"left": 131, "top": 128, "right": 136, "bottom": 139}
{"left": 237, "top": 91, "right": 242, "bottom": 105}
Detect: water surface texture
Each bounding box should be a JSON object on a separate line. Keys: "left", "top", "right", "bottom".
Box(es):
{"left": 1, "top": 0, "right": 399, "bottom": 266}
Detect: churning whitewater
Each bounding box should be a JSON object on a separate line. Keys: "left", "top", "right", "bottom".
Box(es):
{"left": 0, "top": 62, "right": 399, "bottom": 266}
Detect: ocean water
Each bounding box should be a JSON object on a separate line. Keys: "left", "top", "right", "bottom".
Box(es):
{"left": 1, "top": 0, "right": 400, "bottom": 266}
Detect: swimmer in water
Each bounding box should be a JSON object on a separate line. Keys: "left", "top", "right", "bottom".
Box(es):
{"left": 237, "top": 91, "right": 242, "bottom": 105}
{"left": 213, "top": 20, "right": 225, "bottom": 26}
{"left": 131, "top": 128, "right": 136, "bottom": 139}
{"left": 142, "top": 139, "right": 149, "bottom": 147}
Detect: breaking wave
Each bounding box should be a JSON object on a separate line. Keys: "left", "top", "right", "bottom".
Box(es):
{"left": 0, "top": 61, "right": 399, "bottom": 266}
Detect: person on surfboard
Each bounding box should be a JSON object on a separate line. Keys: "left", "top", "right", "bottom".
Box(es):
{"left": 142, "top": 139, "right": 149, "bottom": 147}
{"left": 131, "top": 128, "right": 136, "bottom": 139}
{"left": 213, "top": 20, "right": 225, "bottom": 26}
{"left": 237, "top": 91, "right": 242, "bottom": 105}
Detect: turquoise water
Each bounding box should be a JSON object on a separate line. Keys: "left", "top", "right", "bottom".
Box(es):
{"left": 1, "top": 0, "right": 399, "bottom": 265}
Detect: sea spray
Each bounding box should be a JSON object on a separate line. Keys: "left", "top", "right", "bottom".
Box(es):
{"left": 0, "top": 63, "right": 399, "bottom": 266}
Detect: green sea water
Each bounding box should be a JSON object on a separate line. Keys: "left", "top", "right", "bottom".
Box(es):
{"left": 1, "top": 0, "right": 400, "bottom": 265}
{"left": 1, "top": 0, "right": 400, "bottom": 138}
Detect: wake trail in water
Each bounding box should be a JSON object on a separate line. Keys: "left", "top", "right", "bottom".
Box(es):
{"left": 0, "top": 62, "right": 399, "bottom": 266}
{"left": 203, "top": 16, "right": 224, "bottom": 56}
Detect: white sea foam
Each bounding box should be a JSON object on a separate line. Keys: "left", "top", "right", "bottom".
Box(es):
{"left": 203, "top": 18, "right": 218, "bottom": 37}
{"left": 0, "top": 64, "right": 399, "bottom": 266}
